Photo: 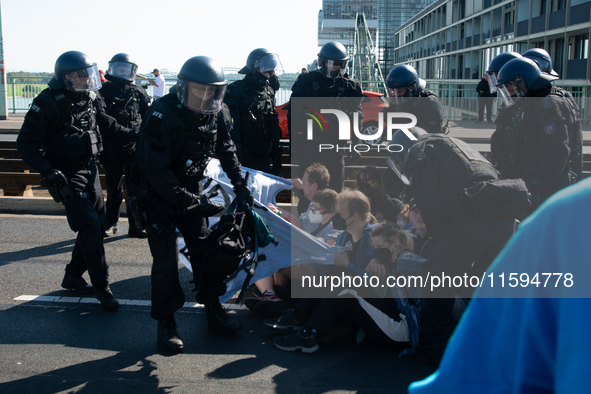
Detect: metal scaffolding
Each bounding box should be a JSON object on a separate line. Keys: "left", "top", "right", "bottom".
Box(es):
{"left": 351, "top": 12, "right": 387, "bottom": 93}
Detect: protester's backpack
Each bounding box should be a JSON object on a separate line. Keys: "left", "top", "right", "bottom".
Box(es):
{"left": 186, "top": 197, "right": 278, "bottom": 302}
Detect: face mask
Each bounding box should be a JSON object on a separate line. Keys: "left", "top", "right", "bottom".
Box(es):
{"left": 332, "top": 213, "right": 349, "bottom": 231}
{"left": 309, "top": 210, "right": 323, "bottom": 224}
{"left": 373, "top": 248, "right": 393, "bottom": 264}
{"left": 397, "top": 220, "right": 406, "bottom": 229}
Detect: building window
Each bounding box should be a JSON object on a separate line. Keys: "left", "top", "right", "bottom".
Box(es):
{"left": 569, "top": 34, "right": 589, "bottom": 59}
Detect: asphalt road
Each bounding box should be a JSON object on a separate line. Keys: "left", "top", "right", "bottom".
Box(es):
{"left": 0, "top": 214, "right": 436, "bottom": 393}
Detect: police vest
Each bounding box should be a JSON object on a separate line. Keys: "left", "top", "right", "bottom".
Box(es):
{"left": 36, "top": 88, "right": 102, "bottom": 162}
{"left": 101, "top": 82, "right": 143, "bottom": 128}
{"left": 231, "top": 79, "right": 278, "bottom": 143}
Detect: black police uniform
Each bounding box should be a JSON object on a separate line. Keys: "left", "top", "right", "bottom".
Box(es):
{"left": 404, "top": 134, "right": 515, "bottom": 362}
{"left": 224, "top": 73, "right": 282, "bottom": 174}
{"left": 288, "top": 69, "right": 363, "bottom": 213}
{"left": 491, "top": 86, "right": 572, "bottom": 209}
{"left": 100, "top": 75, "right": 150, "bottom": 232}
{"left": 136, "top": 93, "right": 243, "bottom": 320}
{"left": 17, "top": 85, "right": 132, "bottom": 292}
{"left": 383, "top": 89, "right": 445, "bottom": 134}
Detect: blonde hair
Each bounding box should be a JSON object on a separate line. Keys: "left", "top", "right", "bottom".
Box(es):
{"left": 337, "top": 189, "right": 376, "bottom": 224}
{"left": 370, "top": 222, "right": 414, "bottom": 257}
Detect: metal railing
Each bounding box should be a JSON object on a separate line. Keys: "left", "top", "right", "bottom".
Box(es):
{"left": 6, "top": 76, "right": 591, "bottom": 122}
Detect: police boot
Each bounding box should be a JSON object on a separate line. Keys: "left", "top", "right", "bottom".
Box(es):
{"left": 95, "top": 286, "right": 120, "bottom": 311}
{"left": 61, "top": 274, "right": 95, "bottom": 296}
{"left": 128, "top": 226, "right": 148, "bottom": 239}
{"left": 205, "top": 302, "right": 242, "bottom": 334}
{"left": 157, "top": 316, "right": 184, "bottom": 353}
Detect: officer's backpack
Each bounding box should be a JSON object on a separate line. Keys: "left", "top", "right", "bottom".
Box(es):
{"left": 186, "top": 198, "right": 278, "bottom": 302}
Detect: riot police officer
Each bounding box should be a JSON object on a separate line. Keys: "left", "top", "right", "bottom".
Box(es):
{"left": 100, "top": 53, "right": 150, "bottom": 238}
{"left": 494, "top": 57, "right": 573, "bottom": 208}
{"left": 523, "top": 48, "right": 583, "bottom": 182}
{"left": 288, "top": 41, "right": 363, "bottom": 214}
{"left": 383, "top": 64, "right": 446, "bottom": 134}
{"left": 136, "top": 56, "right": 254, "bottom": 353}
{"left": 487, "top": 52, "right": 523, "bottom": 171}
{"left": 388, "top": 127, "right": 516, "bottom": 365}
{"left": 17, "top": 51, "right": 135, "bottom": 310}
{"left": 224, "top": 48, "right": 284, "bottom": 175}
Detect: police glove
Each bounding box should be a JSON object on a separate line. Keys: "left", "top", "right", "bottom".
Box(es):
{"left": 42, "top": 168, "right": 68, "bottom": 187}
{"left": 234, "top": 183, "right": 254, "bottom": 208}
{"left": 179, "top": 193, "right": 224, "bottom": 217}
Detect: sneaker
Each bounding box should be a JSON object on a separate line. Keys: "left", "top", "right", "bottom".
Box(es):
{"left": 264, "top": 309, "right": 304, "bottom": 332}
{"left": 205, "top": 302, "right": 242, "bottom": 334}
{"left": 158, "top": 317, "right": 184, "bottom": 353}
{"left": 128, "top": 227, "right": 148, "bottom": 239}
{"left": 61, "top": 274, "right": 95, "bottom": 296}
{"left": 95, "top": 286, "right": 120, "bottom": 310}
{"left": 103, "top": 224, "right": 119, "bottom": 238}
{"left": 274, "top": 328, "right": 319, "bottom": 353}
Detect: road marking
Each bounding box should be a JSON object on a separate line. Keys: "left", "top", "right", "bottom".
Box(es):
{"left": 14, "top": 295, "right": 247, "bottom": 310}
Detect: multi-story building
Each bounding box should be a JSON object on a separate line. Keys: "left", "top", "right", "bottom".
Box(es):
{"left": 377, "top": 0, "right": 440, "bottom": 74}
{"left": 318, "top": 0, "right": 378, "bottom": 56}
{"left": 393, "top": 0, "right": 590, "bottom": 83}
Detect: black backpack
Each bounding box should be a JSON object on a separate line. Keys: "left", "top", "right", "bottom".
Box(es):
{"left": 183, "top": 198, "right": 278, "bottom": 302}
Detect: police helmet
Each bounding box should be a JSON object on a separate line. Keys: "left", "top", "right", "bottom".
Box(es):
{"left": 385, "top": 65, "right": 425, "bottom": 103}
{"left": 106, "top": 53, "right": 138, "bottom": 82}
{"left": 485, "top": 52, "right": 522, "bottom": 93}
{"left": 522, "top": 48, "right": 559, "bottom": 77}
{"left": 387, "top": 127, "right": 428, "bottom": 185}
{"left": 53, "top": 51, "right": 102, "bottom": 92}
{"left": 176, "top": 56, "right": 228, "bottom": 114}
{"left": 317, "top": 42, "right": 349, "bottom": 79}
{"left": 496, "top": 57, "right": 558, "bottom": 107}
{"left": 238, "top": 48, "right": 284, "bottom": 76}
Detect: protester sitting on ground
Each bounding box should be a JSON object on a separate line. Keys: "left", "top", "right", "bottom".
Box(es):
{"left": 269, "top": 223, "right": 415, "bottom": 354}
{"left": 356, "top": 165, "right": 382, "bottom": 191}
{"left": 409, "top": 178, "right": 591, "bottom": 394}
{"left": 379, "top": 197, "right": 413, "bottom": 230}
{"left": 270, "top": 163, "right": 329, "bottom": 229}
{"left": 274, "top": 189, "right": 378, "bottom": 290}
{"left": 251, "top": 189, "right": 343, "bottom": 316}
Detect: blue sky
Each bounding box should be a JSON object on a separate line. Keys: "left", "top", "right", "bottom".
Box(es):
{"left": 1, "top": 0, "right": 323, "bottom": 74}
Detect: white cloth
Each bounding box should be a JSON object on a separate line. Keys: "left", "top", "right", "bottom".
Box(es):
{"left": 176, "top": 160, "right": 339, "bottom": 303}
{"left": 153, "top": 74, "right": 165, "bottom": 97}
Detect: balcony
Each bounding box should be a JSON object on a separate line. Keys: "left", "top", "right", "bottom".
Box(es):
{"left": 566, "top": 59, "right": 588, "bottom": 79}
{"left": 549, "top": 9, "right": 566, "bottom": 29}
{"left": 570, "top": 2, "right": 591, "bottom": 25}
{"left": 531, "top": 15, "right": 546, "bottom": 34}
{"left": 517, "top": 20, "right": 529, "bottom": 36}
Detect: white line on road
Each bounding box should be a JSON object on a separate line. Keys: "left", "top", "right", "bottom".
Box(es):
{"left": 13, "top": 295, "right": 248, "bottom": 310}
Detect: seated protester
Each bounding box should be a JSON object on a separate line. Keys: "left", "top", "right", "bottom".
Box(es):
{"left": 409, "top": 201, "right": 432, "bottom": 258}
{"left": 379, "top": 197, "right": 414, "bottom": 231}
{"left": 270, "top": 162, "right": 329, "bottom": 230}
{"left": 270, "top": 223, "right": 416, "bottom": 353}
{"left": 360, "top": 186, "right": 387, "bottom": 220}
{"left": 305, "top": 189, "right": 342, "bottom": 245}
{"left": 356, "top": 165, "right": 382, "bottom": 191}
{"left": 277, "top": 189, "right": 378, "bottom": 288}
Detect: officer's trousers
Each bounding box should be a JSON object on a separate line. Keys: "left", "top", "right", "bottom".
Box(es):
{"left": 60, "top": 161, "right": 110, "bottom": 289}
{"left": 103, "top": 147, "right": 140, "bottom": 231}
{"left": 144, "top": 192, "right": 215, "bottom": 320}
{"left": 419, "top": 216, "right": 516, "bottom": 359}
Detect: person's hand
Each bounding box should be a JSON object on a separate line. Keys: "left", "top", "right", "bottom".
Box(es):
{"left": 292, "top": 178, "right": 303, "bottom": 189}
{"left": 366, "top": 259, "right": 387, "bottom": 278}
{"left": 43, "top": 168, "right": 67, "bottom": 187}
{"left": 334, "top": 250, "right": 349, "bottom": 267}
{"left": 268, "top": 203, "right": 279, "bottom": 214}
{"left": 234, "top": 183, "right": 254, "bottom": 208}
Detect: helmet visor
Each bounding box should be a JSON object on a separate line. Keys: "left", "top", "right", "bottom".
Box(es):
{"left": 486, "top": 72, "right": 498, "bottom": 93}
{"left": 62, "top": 65, "right": 102, "bottom": 92}
{"left": 497, "top": 78, "right": 526, "bottom": 107}
{"left": 387, "top": 82, "right": 417, "bottom": 104}
{"left": 254, "top": 54, "right": 284, "bottom": 76}
{"left": 177, "top": 80, "right": 227, "bottom": 114}
{"left": 386, "top": 155, "right": 410, "bottom": 186}
{"left": 320, "top": 58, "right": 348, "bottom": 79}
{"left": 107, "top": 61, "right": 138, "bottom": 81}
